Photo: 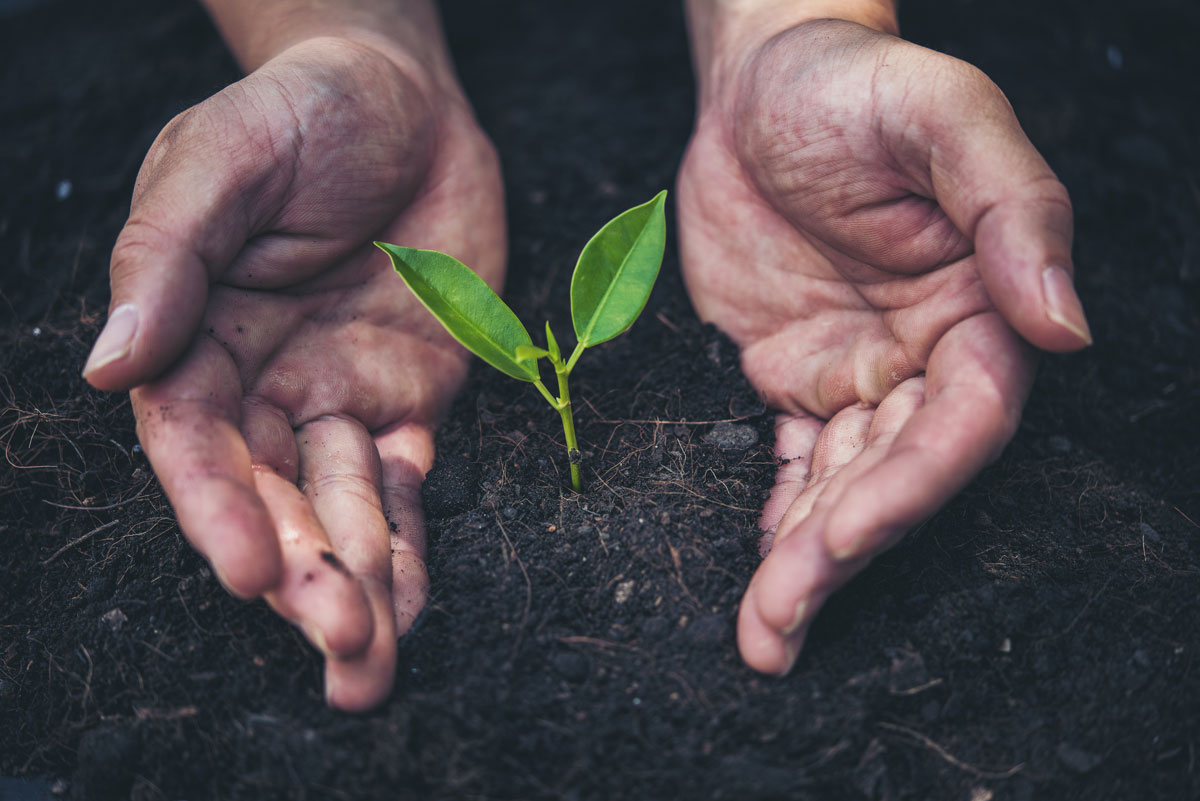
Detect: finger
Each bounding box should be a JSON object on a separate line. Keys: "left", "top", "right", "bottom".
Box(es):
{"left": 758, "top": 412, "right": 823, "bottom": 551}
{"left": 82, "top": 86, "right": 290, "bottom": 391}
{"left": 766, "top": 402, "right": 874, "bottom": 550}
{"left": 822, "top": 313, "right": 1033, "bottom": 560}
{"left": 254, "top": 466, "right": 375, "bottom": 660}
{"left": 295, "top": 413, "right": 399, "bottom": 706}
{"left": 324, "top": 577, "right": 398, "bottom": 711}
{"left": 740, "top": 314, "right": 1033, "bottom": 675}
{"left": 738, "top": 379, "right": 925, "bottom": 674}
{"left": 131, "top": 337, "right": 282, "bottom": 598}
{"left": 915, "top": 60, "right": 1090, "bottom": 351}
{"left": 297, "top": 415, "right": 391, "bottom": 583}
{"left": 375, "top": 422, "right": 436, "bottom": 635}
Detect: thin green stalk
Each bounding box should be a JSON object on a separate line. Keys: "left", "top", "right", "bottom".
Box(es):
{"left": 554, "top": 361, "right": 582, "bottom": 492}
{"left": 533, "top": 357, "right": 583, "bottom": 492}
{"left": 532, "top": 379, "right": 559, "bottom": 409}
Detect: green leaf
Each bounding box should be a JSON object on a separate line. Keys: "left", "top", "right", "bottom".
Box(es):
{"left": 570, "top": 190, "right": 667, "bottom": 348}
{"left": 544, "top": 321, "right": 561, "bottom": 362}
{"left": 515, "top": 344, "right": 550, "bottom": 362}
{"left": 375, "top": 243, "right": 539, "bottom": 382}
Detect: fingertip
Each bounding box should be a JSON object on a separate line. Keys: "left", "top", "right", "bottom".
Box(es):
{"left": 737, "top": 585, "right": 805, "bottom": 676}
{"left": 973, "top": 194, "right": 1091, "bottom": 353}
{"left": 180, "top": 479, "right": 285, "bottom": 600}
{"left": 269, "top": 564, "right": 376, "bottom": 661}
{"left": 312, "top": 584, "right": 376, "bottom": 659}
{"left": 96, "top": 230, "right": 211, "bottom": 389}
{"left": 82, "top": 304, "right": 140, "bottom": 389}
{"left": 324, "top": 579, "right": 397, "bottom": 712}
{"left": 211, "top": 546, "right": 282, "bottom": 600}
{"left": 1040, "top": 265, "right": 1093, "bottom": 350}
{"left": 325, "top": 662, "right": 394, "bottom": 713}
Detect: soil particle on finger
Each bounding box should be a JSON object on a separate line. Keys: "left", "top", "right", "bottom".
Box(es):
{"left": 1, "top": 1, "right": 1199, "bottom": 800}
{"left": 319, "top": 549, "right": 353, "bottom": 578}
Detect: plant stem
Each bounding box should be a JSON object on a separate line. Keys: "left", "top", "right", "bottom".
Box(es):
{"left": 554, "top": 361, "right": 582, "bottom": 492}
{"left": 533, "top": 351, "right": 584, "bottom": 492}
{"left": 532, "top": 378, "right": 560, "bottom": 409}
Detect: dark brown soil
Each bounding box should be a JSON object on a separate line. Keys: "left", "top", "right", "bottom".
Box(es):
{"left": 2, "top": 1, "right": 1198, "bottom": 799}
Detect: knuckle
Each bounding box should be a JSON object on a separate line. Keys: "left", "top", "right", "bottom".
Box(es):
{"left": 108, "top": 217, "right": 175, "bottom": 284}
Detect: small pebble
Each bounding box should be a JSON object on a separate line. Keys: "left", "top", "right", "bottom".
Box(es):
{"left": 703, "top": 422, "right": 759, "bottom": 451}
{"left": 100, "top": 608, "right": 127, "bottom": 633}
{"left": 1139, "top": 522, "right": 1161, "bottom": 543}
{"left": 614, "top": 580, "right": 635, "bottom": 604}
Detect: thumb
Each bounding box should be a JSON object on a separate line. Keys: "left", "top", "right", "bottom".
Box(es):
{"left": 83, "top": 93, "right": 275, "bottom": 391}
{"left": 922, "top": 62, "right": 1091, "bottom": 352}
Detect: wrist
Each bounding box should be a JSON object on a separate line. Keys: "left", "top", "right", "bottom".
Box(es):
{"left": 685, "top": 0, "right": 899, "bottom": 108}
{"left": 200, "top": 0, "right": 462, "bottom": 100}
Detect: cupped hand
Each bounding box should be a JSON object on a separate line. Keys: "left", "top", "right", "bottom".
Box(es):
{"left": 83, "top": 37, "right": 505, "bottom": 709}
{"left": 677, "top": 19, "right": 1090, "bottom": 674}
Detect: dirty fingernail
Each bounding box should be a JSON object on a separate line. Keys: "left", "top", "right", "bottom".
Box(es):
{"left": 82, "top": 303, "right": 139, "bottom": 376}
{"left": 1042, "top": 266, "right": 1092, "bottom": 345}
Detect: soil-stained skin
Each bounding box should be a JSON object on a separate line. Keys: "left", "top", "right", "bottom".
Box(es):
{"left": 1, "top": 1, "right": 1198, "bottom": 800}
{"left": 319, "top": 549, "right": 354, "bottom": 579}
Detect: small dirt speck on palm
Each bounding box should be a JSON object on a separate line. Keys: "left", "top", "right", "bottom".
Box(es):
{"left": 1, "top": 1, "right": 1197, "bottom": 800}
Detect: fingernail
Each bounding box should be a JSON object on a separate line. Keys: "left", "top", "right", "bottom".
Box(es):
{"left": 783, "top": 599, "right": 808, "bottom": 636}
{"left": 82, "top": 303, "right": 139, "bottom": 376}
{"left": 779, "top": 638, "right": 800, "bottom": 676}
{"left": 211, "top": 564, "right": 248, "bottom": 599}
{"left": 1041, "top": 266, "right": 1092, "bottom": 345}
{"left": 302, "top": 623, "right": 334, "bottom": 658}
{"left": 830, "top": 532, "right": 866, "bottom": 561}
{"left": 324, "top": 670, "right": 336, "bottom": 706}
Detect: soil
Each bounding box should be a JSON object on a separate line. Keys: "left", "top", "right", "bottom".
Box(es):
{"left": 1, "top": 0, "right": 1198, "bottom": 799}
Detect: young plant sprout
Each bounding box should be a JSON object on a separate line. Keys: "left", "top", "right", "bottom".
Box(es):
{"left": 376, "top": 190, "right": 667, "bottom": 492}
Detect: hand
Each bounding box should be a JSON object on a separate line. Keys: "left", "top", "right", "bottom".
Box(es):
{"left": 83, "top": 36, "right": 505, "bottom": 709}
{"left": 677, "top": 17, "right": 1090, "bottom": 673}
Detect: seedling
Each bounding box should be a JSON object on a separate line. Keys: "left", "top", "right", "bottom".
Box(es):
{"left": 376, "top": 190, "right": 667, "bottom": 492}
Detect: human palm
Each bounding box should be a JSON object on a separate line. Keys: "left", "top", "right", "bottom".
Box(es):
{"left": 86, "top": 38, "right": 505, "bottom": 709}
{"left": 677, "top": 20, "right": 1089, "bottom": 673}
